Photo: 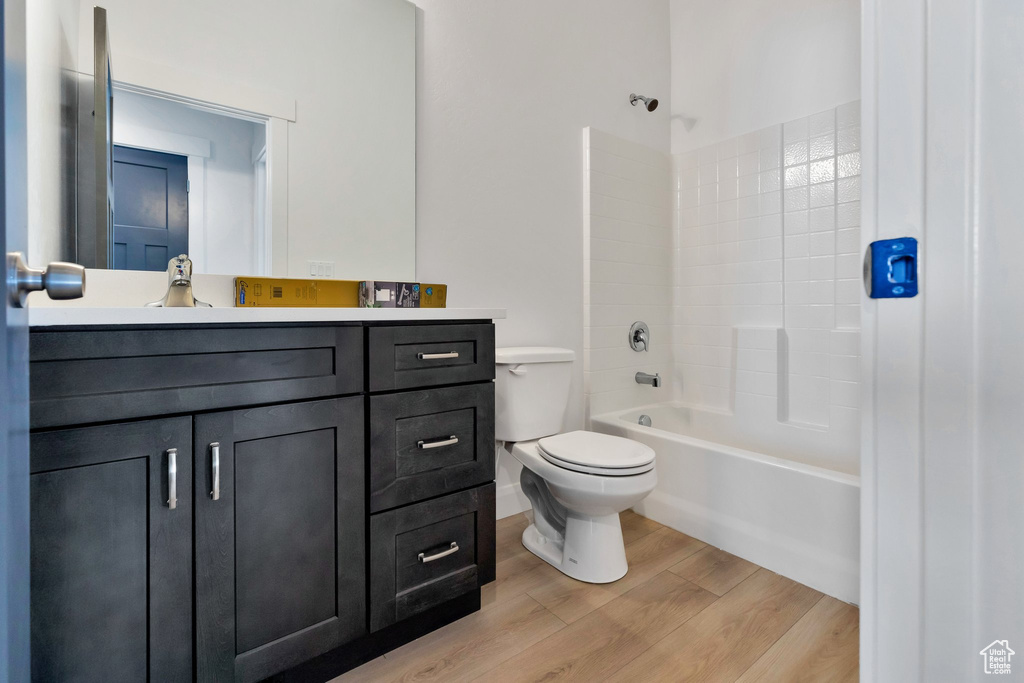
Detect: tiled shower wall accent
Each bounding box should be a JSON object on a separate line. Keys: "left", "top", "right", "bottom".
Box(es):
{"left": 780, "top": 103, "right": 862, "bottom": 428}
{"left": 672, "top": 102, "right": 861, "bottom": 471}
{"left": 674, "top": 125, "right": 785, "bottom": 411}
{"left": 584, "top": 128, "right": 673, "bottom": 420}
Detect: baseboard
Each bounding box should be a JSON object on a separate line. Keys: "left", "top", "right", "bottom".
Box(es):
{"left": 635, "top": 490, "right": 860, "bottom": 604}
{"left": 495, "top": 481, "right": 530, "bottom": 519}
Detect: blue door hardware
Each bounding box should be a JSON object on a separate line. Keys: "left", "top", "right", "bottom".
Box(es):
{"left": 865, "top": 237, "right": 918, "bottom": 298}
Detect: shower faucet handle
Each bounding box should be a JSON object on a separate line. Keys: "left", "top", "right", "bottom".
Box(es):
{"left": 629, "top": 321, "right": 650, "bottom": 352}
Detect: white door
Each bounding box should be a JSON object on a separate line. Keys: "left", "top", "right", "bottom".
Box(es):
{"left": 3, "top": 1, "right": 84, "bottom": 676}
{"left": 2, "top": 0, "right": 31, "bottom": 678}
{"left": 861, "top": 0, "right": 1024, "bottom": 681}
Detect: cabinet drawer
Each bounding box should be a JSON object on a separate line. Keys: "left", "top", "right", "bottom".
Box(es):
{"left": 369, "top": 484, "right": 495, "bottom": 632}
{"left": 370, "top": 383, "right": 494, "bottom": 512}
{"left": 368, "top": 324, "right": 495, "bottom": 391}
{"left": 29, "top": 326, "right": 363, "bottom": 428}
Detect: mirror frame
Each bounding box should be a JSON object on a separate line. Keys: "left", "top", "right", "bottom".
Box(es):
{"left": 77, "top": 6, "right": 114, "bottom": 268}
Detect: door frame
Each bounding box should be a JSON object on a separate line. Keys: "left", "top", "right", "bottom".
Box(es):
{"left": 252, "top": 145, "right": 270, "bottom": 276}
{"left": 860, "top": 0, "right": 1011, "bottom": 680}
{"left": 859, "top": 0, "right": 925, "bottom": 672}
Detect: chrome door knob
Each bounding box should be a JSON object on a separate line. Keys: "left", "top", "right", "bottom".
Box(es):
{"left": 6, "top": 252, "right": 86, "bottom": 307}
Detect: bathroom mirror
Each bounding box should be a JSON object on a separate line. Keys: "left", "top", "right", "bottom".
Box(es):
{"left": 28, "top": 0, "right": 416, "bottom": 280}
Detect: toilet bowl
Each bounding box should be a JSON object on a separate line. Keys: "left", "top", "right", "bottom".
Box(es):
{"left": 508, "top": 432, "right": 657, "bottom": 583}
{"left": 495, "top": 347, "right": 657, "bottom": 584}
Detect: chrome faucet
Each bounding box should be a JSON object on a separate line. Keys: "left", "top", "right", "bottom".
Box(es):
{"left": 635, "top": 371, "right": 661, "bottom": 388}
{"left": 146, "top": 254, "right": 212, "bottom": 307}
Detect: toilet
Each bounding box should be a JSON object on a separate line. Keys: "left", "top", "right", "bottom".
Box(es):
{"left": 496, "top": 347, "right": 657, "bottom": 584}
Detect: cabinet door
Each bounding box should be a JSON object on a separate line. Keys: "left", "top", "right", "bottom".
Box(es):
{"left": 30, "top": 418, "right": 193, "bottom": 683}
{"left": 195, "top": 398, "right": 365, "bottom": 683}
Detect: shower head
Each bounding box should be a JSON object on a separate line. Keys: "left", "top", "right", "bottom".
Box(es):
{"left": 630, "top": 93, "right": 659, "bottom": 112}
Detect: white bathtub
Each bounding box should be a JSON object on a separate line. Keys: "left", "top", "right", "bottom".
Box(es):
{"left": 591, "top": 403, "right": 860, "bottom": 604}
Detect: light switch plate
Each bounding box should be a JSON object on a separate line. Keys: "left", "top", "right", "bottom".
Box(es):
{"left": 306, "top": 261, "right": 336, "bottom": 278}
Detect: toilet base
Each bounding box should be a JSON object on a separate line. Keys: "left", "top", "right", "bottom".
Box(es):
{"left": 522, "top": 512, "right": 628, "bottom": 584}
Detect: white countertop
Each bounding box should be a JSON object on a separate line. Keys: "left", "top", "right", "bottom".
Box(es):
{"left": 28, "top": 306, "right": 506, "bottom": 327}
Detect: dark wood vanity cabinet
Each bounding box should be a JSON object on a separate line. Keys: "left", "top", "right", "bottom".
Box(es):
{"left": 28, "top": 321, "right": 496, "bottom": 683}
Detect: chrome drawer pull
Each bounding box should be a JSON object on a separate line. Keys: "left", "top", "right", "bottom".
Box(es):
{"left": 417, "top": 351, "right": 459, "bottom": 360}
{"left": 417, "top": 435, "right": 459, "bottom": 450}
{"left": 210, "top": 442, "right": 221, "bottom": 501}
{"left": 167, "top": 448, "right": 177, "bottom": 510}
{"left": 419, "top": 542, "right": 459, "bottom": 563}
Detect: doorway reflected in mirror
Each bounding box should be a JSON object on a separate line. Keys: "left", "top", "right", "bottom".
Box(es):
{"left": 112, "top": 88, "right": 269, "bottom": 275}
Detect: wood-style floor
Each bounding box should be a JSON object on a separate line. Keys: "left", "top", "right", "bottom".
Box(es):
{"left": 334, "top": 511, "right": 859, "bottom": 682}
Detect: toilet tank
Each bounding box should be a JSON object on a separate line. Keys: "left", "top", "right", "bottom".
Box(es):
{"left": 494, "top": 347, "right": 575, "bottom": 442}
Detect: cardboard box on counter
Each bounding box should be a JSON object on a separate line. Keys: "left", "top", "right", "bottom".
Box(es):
{"left": 359, "top": 281, "right": 394, "bottom": 307}
{"left": 234, "top": 277, "right": 446, "bottom": 308}
{"left": 420, "top": 284, "right": 447, "bottom": 308}
{"left": 359, "top": 281, "right": 422, "bottom": 308}
{"left": 396, "top": 282, "right": 420, "bottom": 308}
{"left": 234, "top": 278, "right": 360, "bottom": 307}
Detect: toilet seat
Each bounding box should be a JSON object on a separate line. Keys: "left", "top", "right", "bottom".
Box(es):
{"left": 537, "top": 453, "right": 654, "bottom": 476}
{"left": 537, "top": 430, "right": 655, "bottom": 476}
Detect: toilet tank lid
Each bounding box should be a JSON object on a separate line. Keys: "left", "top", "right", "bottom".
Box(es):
{"left": 495, "top": 347, "right": 575, "bottom": 364}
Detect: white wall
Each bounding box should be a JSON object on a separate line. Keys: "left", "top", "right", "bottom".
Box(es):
{"left": 113, "top": 90, "right": 261, "bottom": 276}
{"left": 26, "top": 0, "right": 79, "bottom": 265}
{"left": 72, "top": 0, "right": 415, "bottom": 280}
{"left": 409, "top": 0, "right": 671, "bottom": 516}
{"left": 669, "top": 0, "right": 860, "bottom": 153}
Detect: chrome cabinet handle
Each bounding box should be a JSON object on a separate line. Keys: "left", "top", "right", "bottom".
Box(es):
{"left": 419, "top": 542, "right": 459, "bottom": 563}
{"left": 417, "top": 435, "right": 459, "bottom": 450}
{"left": 210, "top": 442, "right": 220, "bottom": 501}
{"left": 417, "top": 351, "right": 459, "bottom": 360}
{"left": 167, "top": 448, "right": 177, "bottom": 510}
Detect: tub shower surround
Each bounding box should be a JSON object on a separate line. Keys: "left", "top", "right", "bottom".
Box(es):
{"left": 583, "top": 103, "right": 861, "bottom": 601}
{"left": 672, "top": 101, "right": 862, "bottom": 474}
{"left": 585, "top": 104, "right": 861, "bottom": 473}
